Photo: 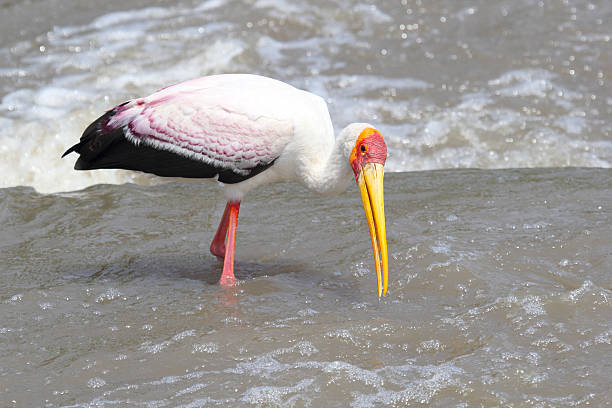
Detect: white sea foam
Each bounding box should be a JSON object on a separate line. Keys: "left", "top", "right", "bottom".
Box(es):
{"left": 0, "top": 3, "right": 247, "bottom": 193}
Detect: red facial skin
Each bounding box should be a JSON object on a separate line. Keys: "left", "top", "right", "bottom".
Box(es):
{"left": 349, "top": 128, "right": 387, "bottom": 180}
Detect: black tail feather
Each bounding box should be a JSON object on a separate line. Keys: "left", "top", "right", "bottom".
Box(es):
{"left": 61, "top": 143, "right": 79, "bottom": 158}
{"left": 62, "top": 102, "right": 129, "bottom": 163}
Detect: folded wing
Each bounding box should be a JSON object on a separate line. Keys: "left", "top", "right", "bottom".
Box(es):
{"left": 63, "top": 75, "right": 296, "bottom": 183}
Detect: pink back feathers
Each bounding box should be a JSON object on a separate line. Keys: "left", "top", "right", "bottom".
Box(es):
{"left": 106, "top": 89, "right": 292, "bottom": 175}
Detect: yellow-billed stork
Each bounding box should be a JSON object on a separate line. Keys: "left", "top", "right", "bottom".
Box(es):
{"left": 62, "top": 74, "right": 389, "bottom": 296}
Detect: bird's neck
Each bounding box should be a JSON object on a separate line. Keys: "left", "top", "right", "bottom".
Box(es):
{"left": 298, "top": 135, "right": 353, "bottom": 196}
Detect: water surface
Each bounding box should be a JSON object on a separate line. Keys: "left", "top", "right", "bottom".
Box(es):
{"left": 2, "top": 169, "right": 611, "bottom": 406}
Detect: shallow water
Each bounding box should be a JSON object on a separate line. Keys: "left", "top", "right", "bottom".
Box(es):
{"left": 1, "top": 168, "right": 611, "bottom": 406}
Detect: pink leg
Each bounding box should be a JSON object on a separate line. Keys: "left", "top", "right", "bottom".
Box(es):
{"left": 210, "top": 202, "right": 231, "bottom": 258}
{"left": 218, "top": 200, "right": 241, "bottom": 286}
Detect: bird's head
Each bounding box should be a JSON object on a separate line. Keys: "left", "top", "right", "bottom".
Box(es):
{"left": 344, "top": 125, "right": 389, "bottom": 296}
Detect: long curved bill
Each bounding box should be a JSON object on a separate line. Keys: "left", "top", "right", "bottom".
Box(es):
{"left": 357, "top": 162, "right": 389, "bottom": 296}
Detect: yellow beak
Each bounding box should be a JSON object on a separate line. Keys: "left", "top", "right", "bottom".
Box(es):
{"left": 357, "top": 162, "right": 389, "bottom": 296}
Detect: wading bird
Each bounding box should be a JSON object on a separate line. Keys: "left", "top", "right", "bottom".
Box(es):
{"left": 63, "top": 74, "right": 389, "bottom": 295}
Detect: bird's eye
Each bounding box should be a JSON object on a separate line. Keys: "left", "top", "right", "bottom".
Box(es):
{"left": 360, "top": 144, "right": 367, "bottom": 154}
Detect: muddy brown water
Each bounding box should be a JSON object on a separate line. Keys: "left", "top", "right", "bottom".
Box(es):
{"left": 1, "top": 168, "right": 611, "bottom": 406}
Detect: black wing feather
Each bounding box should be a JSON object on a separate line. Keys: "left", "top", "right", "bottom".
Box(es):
{"left": 62, "top": 103, "right": 275, "bottom": 184}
